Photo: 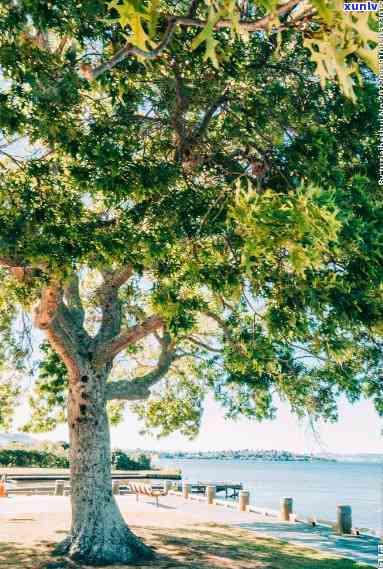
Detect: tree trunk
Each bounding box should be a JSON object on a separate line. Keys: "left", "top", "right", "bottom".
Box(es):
{"left": 56, "top": 363, "right": 153, "bottom": 565}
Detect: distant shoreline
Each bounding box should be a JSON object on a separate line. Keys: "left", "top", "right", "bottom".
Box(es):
{"left": 160, "top": 457, "right": 336, "bottom": 462}
{"left": 155, "top": 451, "right": 382, "bottom": 463}
{"left": 156, "top": 451, "right": 337, "bottom": 462}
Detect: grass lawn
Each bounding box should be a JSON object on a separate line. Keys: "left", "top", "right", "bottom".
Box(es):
{"left": 0, "top": 524, "right": 370, "bottom": 569}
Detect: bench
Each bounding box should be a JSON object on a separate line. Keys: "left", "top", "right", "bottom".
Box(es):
{"left": 128, "top": 482, "right": 168, "bottom": 507}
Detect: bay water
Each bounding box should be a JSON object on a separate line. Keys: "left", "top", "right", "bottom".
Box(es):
{"left": 155, "top": 458, "right": 382, "bottom": 534}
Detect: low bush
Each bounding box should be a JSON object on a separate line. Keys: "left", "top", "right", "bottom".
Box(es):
{"left": 0, "top": 444, "right": 151, "bottom": 470}
{"left": 0, "top": 448, "right": 69, "bottom": 468}
{"left": 111, "top": 449, "right": 151, "bottom": 470}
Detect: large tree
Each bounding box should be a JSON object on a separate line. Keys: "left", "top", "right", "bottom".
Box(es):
{"left": 0, "top": 0, "right": 381, "bottom": 565}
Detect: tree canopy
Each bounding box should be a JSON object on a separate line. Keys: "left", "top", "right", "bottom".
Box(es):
{"left": 0, "top": 1, "right": 381, "bottom": 563}
{"left": 0, "top": 0, "right": 380, "bottom": 436}
{"left": 0, "top": 0, "right": 381, "bottom": 432}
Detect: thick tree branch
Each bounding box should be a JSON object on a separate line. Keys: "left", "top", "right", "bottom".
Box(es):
{"left": 100, "top": 314, "right": 164, "bottom": 361}
{"left": 0, "top": 261, "right": 85, "bottom": 346}
{"left": 176, "top": 90, "right": 229, "bottom": 167}
{"left": 175, "top": 0, "right": 300, "bottom": 30}
{"left": 102, "top": 266, "right": 134, "bottom": 290}
{"left": 86, "top": 0, "right": 301, "bottom": 80}
{"left": 0, "top": 257, "right": 26, "bottom": 269}
{"left": 90, "top": 19, "right": 178, "bottom": 79}
{"left": 34, "top": 283, "right": 83, "bottom": 376}
{"left": 0, "top": 149, "right": 24, "bottom": 169}
{"left": 64, "top": 274, "right": 85, "bottom": 328}
{"left": 0, "top": 257, "right": 42, "bottom": 281}
{"left": 204, "top": 309, "right": 232, "bottom": 339}
{"left": 106, "top": 334, "right": 174, "bottom": 400}
{"left": 187, "top": 335, "right": 223, "bottom": 353}
{"left": 96, "top": 266, "right": 133, "bottom": 344}
{"left": 194, "top": 92, "right": 229, "bottom": 139}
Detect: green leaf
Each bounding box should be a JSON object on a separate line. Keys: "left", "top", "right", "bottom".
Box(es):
{"left": 108, "top": 0, "right": 153, "bottom": 50}
{"left": 191, "top": 6, "right": 227, "bottom": 68}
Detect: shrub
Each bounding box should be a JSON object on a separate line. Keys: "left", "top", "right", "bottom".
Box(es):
{"left": 0, "top": 444, "right": 151, "bottom": 470}
{"left": 111, "top": 449, "right": 151, "bottom": 470}
{"left": 0, "top": 448, "right": 69, "bottom": 468}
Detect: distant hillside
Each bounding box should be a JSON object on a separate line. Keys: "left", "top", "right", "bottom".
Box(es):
{"left": 155, "top": 449, "right": 337, "bottom": 462}
{"left": 0, "top": 432, "right": 40, "bottom": 447}
{"left": 154, "top": 449, "right": 382, "bottom": 463}
{"left": 318, "top": 453, "right": 383, "bottom": 464}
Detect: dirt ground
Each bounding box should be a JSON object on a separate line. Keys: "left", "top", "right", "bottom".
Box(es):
{"left": 0, "top": 511, "right": 369, "bottom": 569}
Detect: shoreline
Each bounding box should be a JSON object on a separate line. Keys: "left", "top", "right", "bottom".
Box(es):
{"left": 156, "top": 458, "right": 381, "bottom": 535}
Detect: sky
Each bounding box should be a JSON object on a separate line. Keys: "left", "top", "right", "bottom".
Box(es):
{"left": 24, "top": 394, "right": 382, "bottom": 455}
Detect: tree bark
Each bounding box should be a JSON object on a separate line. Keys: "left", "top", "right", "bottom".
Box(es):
{"left": 56, "top": 362, "right": 153, "bottom": 565}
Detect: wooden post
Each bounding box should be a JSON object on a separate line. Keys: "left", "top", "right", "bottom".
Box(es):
{"left": 112, "top": 480, "right": 120, "bottom": 495}
{"left": 238, "top": 490, "right": 250, "bottom": 512}
{"left": 54, "top": 480, "right": 65, "bottom": 496}
{"left": 280, "top": 498, "right": 293, "bottom": 521}
{"left": 336, "top": 505, "right": 352, "bottom": 534}
{"left": 206, "top": 485, "right": 216, "bottom": 505}
{"left": 182, "top": 481, "right": 190, "bottom": 499}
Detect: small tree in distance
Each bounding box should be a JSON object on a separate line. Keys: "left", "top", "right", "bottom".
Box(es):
{"left": 0, "top": 0, "right": 381, "bottom": 564}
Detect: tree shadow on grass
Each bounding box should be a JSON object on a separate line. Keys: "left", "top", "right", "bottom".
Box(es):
{"left": 0, "top": 540, "right": 57, "bottom": 569}
{"left": 0, "top": 525, "right": 371, "bottom": 569}
{"left": 134, "top": 525, "right": 372, "bottom": 569}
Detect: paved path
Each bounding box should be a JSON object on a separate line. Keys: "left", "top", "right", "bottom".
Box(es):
{"left": 238, "top": 520, "right": 380, "bottom": 567}
{"left": 0, "top": 494, "right": 380, "bottom": 565}
{"left": 162, "top": 495, "right": 380, "bottom": 566}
